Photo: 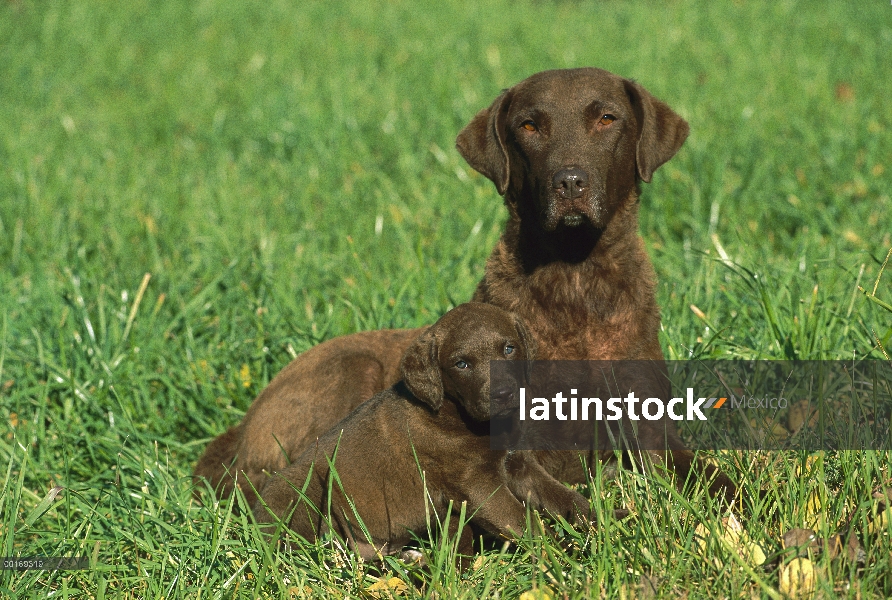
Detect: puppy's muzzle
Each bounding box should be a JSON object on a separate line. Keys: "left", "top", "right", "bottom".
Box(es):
{"left": 490, "top": 384, "right": 518, "bottom": 417}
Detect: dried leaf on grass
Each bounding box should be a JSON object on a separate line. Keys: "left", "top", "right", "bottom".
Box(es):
{"left": 782, "top": 527, "right": 864, "bottom": 563}
{"left": 801, "top": 492, "right": 824, "bottom": 529}
{"left": 518, "top": 587, "right": 554, "bottom": 600}
{"left": 775, "top": 488, "right": 879, "bottom": 600}
{"left": 868, "top": 487, "right": 892, "bottom": 535}
{"left": 695, "top": 513, "right": 767, "bottom": 567}
{"left": 366, "top": 576, "right": 409, "bottom": 598}
{"left": 779, "top": 557, "right": 816, "bottom": 599}
{"left": 782, "top": 528, "right": 818, "bottom": 555}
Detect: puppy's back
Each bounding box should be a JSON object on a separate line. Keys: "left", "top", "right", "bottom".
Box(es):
{"left": 254, "top": 387, "right": 431, "bottom": 552}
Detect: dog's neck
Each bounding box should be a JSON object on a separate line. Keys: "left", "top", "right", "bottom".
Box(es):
{"left": 503, "top": 190, "right": 643, "bottom": 274}
{"left": 397, "top": 381, "right": 496, "bottom": 437}
{"left": 472, "top": 187, "right": 659, "bottom": 349}
{"left": 472, "top": 187, "right": 660, "bottom": 359}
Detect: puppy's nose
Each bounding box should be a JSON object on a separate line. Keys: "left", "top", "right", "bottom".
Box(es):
{"left": 491, "top": 385, "right": 516, "bottom": 404}
{"left": 552, "top": 167, "right": 588, "bottom": 199}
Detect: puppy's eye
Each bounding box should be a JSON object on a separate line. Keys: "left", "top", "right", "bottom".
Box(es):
{"left": 599, "top": 114, "right": 616, "bottom": 126}
{"left": 504, "top": 344, "right": 515, "bottom": 356}
{"left": 521, "top": 120, "right": 537, "bottom": 132}
{"left": 455, "top": 360, "right": 469, "bottom": 370}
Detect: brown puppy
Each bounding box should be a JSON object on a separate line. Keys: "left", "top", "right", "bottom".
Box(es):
{"left": 252, "top": 303, "right": 589, "bottom": 560}
{"left": 195, "top": 67, "right": 733, "bottom": 505}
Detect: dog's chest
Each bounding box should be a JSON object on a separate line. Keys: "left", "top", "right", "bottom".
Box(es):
{"left": 521, "top": 271, "right": 658, "bottom": 359}
{"left": 532, "top": 319, "right": 630, "bottom": 360}
{"left": 476, "top": 237, "right": 660, "bottom": 359}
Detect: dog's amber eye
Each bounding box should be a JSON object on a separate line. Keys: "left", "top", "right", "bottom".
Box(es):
{"left": 504, "top": 344, "right": 515, "bottom": 356}
{"left": 521, "top": 120, "right": 537, "bottom": 132}
{"left": 599, "top": 114, "right": 616, "bottom": 126}
{"left": 455, "top": 360, "right": 469, "bottom": 369}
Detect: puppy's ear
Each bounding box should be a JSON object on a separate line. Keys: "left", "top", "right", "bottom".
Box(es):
{"left": 455, "top": 89, "right": 513, "bottom": 195}
{"left": 512, "top": 313, "right": 536, "bottom": 360}
{"left": 511, "top": 313, "right": 537, "bottom": 387}
{"left": 623, "top": 80, "right": 689, "bottom": 183}
{"left": 400, "top": 330, "right": 444, "bottom": 411}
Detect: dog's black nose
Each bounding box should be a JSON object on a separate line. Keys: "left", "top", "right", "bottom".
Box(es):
{"left": 552, "top": 167, "right": 588, "bottom": 199}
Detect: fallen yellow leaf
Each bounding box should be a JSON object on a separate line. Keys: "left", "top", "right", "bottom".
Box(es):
{"left": 519, "top": 588, "right": 554, "bottom": 600}
{"left": 868, "top": 505, "right": 890, "bottom": 535}
{"left": 794, "top": 453, "right": 823, "bottom": 477}
{"left": 779, "top": 557, "right": 816, "bottom": 599}
{"left": 802, "top": 491, "right": 824, "bottom": 529}
{"left": 694, "top": 513, "right": 766, "bottom": 567}
{"left": 367, "top": 576, "right": 409, "bottom": 598}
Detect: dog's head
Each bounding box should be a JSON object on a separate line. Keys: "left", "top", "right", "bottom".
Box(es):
{"left": 456, "top": 67, "right": 688, "bottom": 233}
{"left": 399, "top": 303, "right": 534, "bottom": 421}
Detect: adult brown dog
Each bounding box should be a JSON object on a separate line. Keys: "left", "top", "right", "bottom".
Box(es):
{"left": 194, "top": 67, "right": 734, "bottom": 505}
{"left": 253, "top": 303, "right": 590, "bottom": 560}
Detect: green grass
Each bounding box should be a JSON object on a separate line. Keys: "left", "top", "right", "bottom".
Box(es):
{"left": 1, "top": 0, "right": 891, "bottom": 597}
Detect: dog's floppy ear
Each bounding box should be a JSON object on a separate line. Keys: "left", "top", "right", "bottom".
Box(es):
{"left": 511, "top": 313, "right": 536, "bottom": 361}
{"left": 623, "top": 80, "right": 689, "bottom": 183}
{"left": 400, "top": 330, "right": 444, "bottom": 411}
{"left": 456, "top": 89, "right": 513, "bottom": 195}
{"left": 511, "top": 313, "right": 536, "bottom": 385}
